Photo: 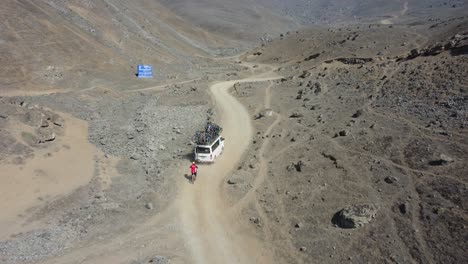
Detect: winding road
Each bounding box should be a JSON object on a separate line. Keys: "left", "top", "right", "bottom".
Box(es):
{"left": 380, "top": 1, "right": 408, "bottom": 24}
{"left": 177, "top": 73, "right": 280, "bottom": 264}
{"left": 28, "top": 69, "right": 283, "bottom": 264}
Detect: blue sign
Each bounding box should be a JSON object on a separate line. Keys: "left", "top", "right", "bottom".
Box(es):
{"left": 137, "top": 64, "right": 153, "bottom": 78}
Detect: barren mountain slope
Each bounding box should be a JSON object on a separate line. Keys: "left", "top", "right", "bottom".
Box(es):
{"left": 229, "top": 16, "right": 468, "bottom": 263}
{"left": 256, "top": 0, "right": 467, "bottom": 24}
{"left": 157, "top": 0, "right": 297, "bottom": 40}
{"left": 1, "top": 0, "right": 272, "bottom": 95}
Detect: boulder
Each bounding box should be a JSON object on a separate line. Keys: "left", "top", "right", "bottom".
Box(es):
{"left": 289, "top": 112, "right": 304, "bottom": 118}
{"left": 227, "top": 174, "right": 244, "bottom": 185}
{"left": 294, "top": 160, "right": 305, "bottom": 172}
{"left": 37, "top": 128, "right": 56, "bottom": 143}
{"left": 130, "top": 153, "right": 140, "bottom": 160}
{"left": 313, "top": 82, "right": 322, "bottom": 94}
{"left": 287, "top": 160, "right": 305, "bottom": 172}
{"left": 384, "top": 176, "right": 398, "bottom": 184}
{"left": 399, "top": 203, "right": 407, "bottom": 214}
{"left": 51, "top": 114, "right": 64, "bottom": 127}
{"left": 254, "top": 109, "right": 273, "bottom": 119}
{"left": 299, "top": 71, "right": 311, "bottom": 78}
{"left": 41, "top": 120, "right": 49, "bottom": 128}
{"left": 352, "top": 110, "right": 363, "bottom": 118}
{"left": 295, "top": 222, "right": 304, "bottom": 229}
{"left": 249, "top": 217, "right": 261, "bottom": 226}
{"left": 429, "top": 154, "right": 454, "bottom": 166}
{"left": 333, "top": 203, "right": 378, "bottom": 228}
{"left": 145, "top": 202, "right": 154, "bottom": 210}
{"left": 439, "top": 154, "right": 454, "bottom": 164}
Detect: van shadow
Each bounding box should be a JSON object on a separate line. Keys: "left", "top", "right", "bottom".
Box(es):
{"left": 182, "top": 152, "right": 194, "bottom": 162}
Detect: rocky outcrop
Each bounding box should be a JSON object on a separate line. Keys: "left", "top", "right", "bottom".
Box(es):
{"left": 287, "top": 160, "right": 305, "bottom": 172}
{"left": 289, "top": 112, "right": 304, "bottom": 118}
{"left": 304, "top": 53, "right": 320, "bottom": 61}
{"left": 298, "top": 70, "right": 311, "bottom": 78}
{"left": 325, "top": 58, "right": 373, "bottom": 65}
{"left": 429, "top": 154, "right": 455, "bottom": 166}
{"left": 332, "top": 203, "right": 378, "bottom": 228}
{"left": 399, "top": 33, "right": 468, "bottom": 61}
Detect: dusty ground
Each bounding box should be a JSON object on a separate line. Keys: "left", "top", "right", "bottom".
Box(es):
{"left": 1, "top": 1, "right": 467, "bottom": 264}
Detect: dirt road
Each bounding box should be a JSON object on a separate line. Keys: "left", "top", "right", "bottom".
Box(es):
{"left": 380, "top": 1, "right": 408, "bottom": 24}
{"left": 177, "top": 74, "right": 280, "bottom": 264}
{"left": 20, "top": 69, "right": 281, "bottom": 264}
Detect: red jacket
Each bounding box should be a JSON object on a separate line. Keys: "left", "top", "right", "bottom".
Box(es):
{"left": 190, "top": 164, "right": 198, "bottom": 174}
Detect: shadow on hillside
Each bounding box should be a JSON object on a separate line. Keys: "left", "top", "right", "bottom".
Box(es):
{"left": 450, "top": 46, "right": 468, "bottom": 56}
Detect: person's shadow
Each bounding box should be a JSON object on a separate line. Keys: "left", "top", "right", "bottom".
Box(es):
{"left": 184, "top": 173, "right": 193, "bottom": 184}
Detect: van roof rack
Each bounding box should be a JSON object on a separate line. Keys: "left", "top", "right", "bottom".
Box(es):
{"left": 192, "top": 122, "right": 223, "bottom": 145}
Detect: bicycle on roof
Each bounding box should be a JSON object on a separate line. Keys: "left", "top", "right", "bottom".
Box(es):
{"left": 192, "top": 122, "right": 224, "bottom": 163}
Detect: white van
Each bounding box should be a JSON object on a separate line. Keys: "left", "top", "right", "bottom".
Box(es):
{"left": 195, "top": 136, "right": 225, "bottom": 163}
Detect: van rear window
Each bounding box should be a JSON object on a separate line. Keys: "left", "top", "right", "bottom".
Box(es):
{"left": 196, "top": 147, "right": 210, "bottom": 154}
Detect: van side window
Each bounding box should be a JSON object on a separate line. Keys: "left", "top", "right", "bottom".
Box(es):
{"left": 212, "top": 139, "right": 220, "bottom": 151}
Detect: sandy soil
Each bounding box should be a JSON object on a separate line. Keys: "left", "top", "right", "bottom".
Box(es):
{"left": 0, "top": 112, "right": 117, "bottom": 240}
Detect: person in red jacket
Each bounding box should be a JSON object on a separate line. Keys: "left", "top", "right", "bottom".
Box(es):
{"left": 190, "top": 161, "right": 198, "bottom": 183}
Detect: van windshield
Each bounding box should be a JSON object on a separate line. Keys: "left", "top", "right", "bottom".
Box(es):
{"left": 196, "top": 147, "right": 210, "bottom": 154}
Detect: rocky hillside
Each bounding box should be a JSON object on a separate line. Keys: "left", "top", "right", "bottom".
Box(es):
{"left": 256, "top": 0, "right": 467, "bottom": 24}
{"left": 229, "top": 15, "right": 467, "bottom": 263}
{"left": 0, "top": 0, "right": 211, "bottom": 93}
